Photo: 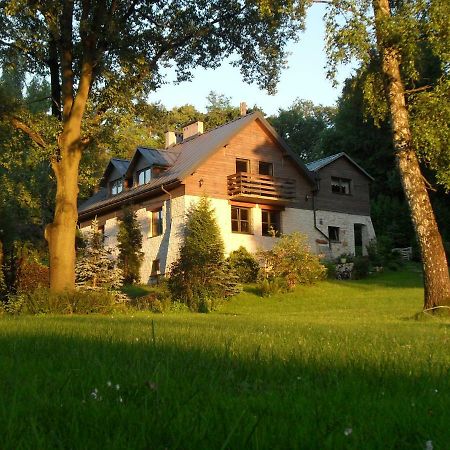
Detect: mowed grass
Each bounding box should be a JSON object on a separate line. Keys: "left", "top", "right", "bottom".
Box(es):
{"left": 1, "top": 266, "right": 450, "bottom": 449}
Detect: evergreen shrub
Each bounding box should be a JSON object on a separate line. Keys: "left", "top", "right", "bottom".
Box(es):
{"left": 227, "top": 246, "right": 260, "bottom": 283}
{"left": 352, "top": 256, "right": 370, "bottom": 279}
{"left": 117, "top": 207, "right": 144, "bottom": 284}
{"left": 169, "top": 197, "right": 239, "bottom": 312}
{"left": 258, "top": 232, "right": 326, "bottom": 295}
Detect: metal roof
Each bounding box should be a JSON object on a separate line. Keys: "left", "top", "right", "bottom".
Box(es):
{"left": 79, "top": 112, "right": 316, "bottom": 219}
{"left": 306, "top": 152, "right": 374, "bottom": 180}
{"left": 99, "top": 158, "right": 130, "bottom": 187}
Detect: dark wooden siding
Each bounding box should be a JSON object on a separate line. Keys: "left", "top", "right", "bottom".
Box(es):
{"left": 314, "top": 158, "right": 371, "bottom": 215}
{"left": 184, "top": 120, "right": 313, "bottom": 209}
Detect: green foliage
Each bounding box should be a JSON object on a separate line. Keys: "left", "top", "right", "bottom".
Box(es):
{"left": 169, "top": 197, "right": 238, "bottom": 311}
{"left": 129, "top": 282, "right": 172, "bottom": 313}
{"left": 227, "top": 246, "right": 260, "bottom": 283}
{"left": 76, "top": 218, "right": 123, "bottom": 290}
{"left": 352, "top": 256, "right": 371, "bottom": 279}
{"left": 117, "top": 207, "right": 144, "bottom": 284}
{"left": 268, "top": 99, "right": 336, "bottom": 161}
{"left": 3, "top": 287, "right": 123, "bottom": 315}
{"left": 258, "top": 232, "right": 326, "bottom": 293}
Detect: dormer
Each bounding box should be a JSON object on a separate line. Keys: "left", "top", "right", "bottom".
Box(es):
{"left": 99, "top": 158, "right": 130, "bottom": 197}
{"left": 124, "top": 147, "right": 178, "bottom": 188}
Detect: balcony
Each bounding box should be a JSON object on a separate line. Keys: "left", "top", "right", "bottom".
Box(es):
{"left": 227, "top": 173, "right": 296, "bottom": 204}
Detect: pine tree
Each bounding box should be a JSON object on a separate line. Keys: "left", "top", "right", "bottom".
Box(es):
{"left": 75, "top": 218, "right": 123, "bottom": 290}
{"left": 169, "top": 197, "right": 238, "bottom": 311}
{"left": 117, "top": 207, "right": 144, "bottom": 284}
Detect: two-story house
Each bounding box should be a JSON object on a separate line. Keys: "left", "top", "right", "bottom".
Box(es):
{"left": 78, "top": 111, "right": 375, "bottom": 283}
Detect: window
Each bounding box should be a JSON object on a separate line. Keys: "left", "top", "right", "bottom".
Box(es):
{"left": 110, "top": 178, "right": 123, "bottom": 196}
{"left": 150, "top": 259, "right": 161, "bottom": 283}
{"left": 236, "top": 158, "right": 249, "bottom": 173}
{"left": 149, "top": 208, "right": 163, "bottom": 237}
{"left": 231, "top": 206, "right": 251, "bottom": 233}
{"left": 328, "top": 226, "right": 340, "bottom": 243}
{"left": 137, "top": 167, "right": 151, "bottom": 185}
{"left": 262, "top": 210, "right": 281, "bottom": 236}
{"left": 259, "top": 161, "right": 273, "bottom": 176}
{"left": 331, "top": 177, "right": 351, "bottom": 195}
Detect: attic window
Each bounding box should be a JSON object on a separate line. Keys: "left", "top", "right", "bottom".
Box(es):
{"left": 137, "top": 167, "right": 151, "bottom": 185}
{"left": 110, "top": 179, "right": 123, "bottom": 196}
{"left": 259, "top": 161, "right": 273, "bottom": 176}
{"left": 331, "top": 177, "right": 351, "bottom": 195}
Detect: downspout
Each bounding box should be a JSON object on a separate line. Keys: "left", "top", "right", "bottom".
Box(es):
{"left": 161, "top": 184, "right": 173, "bottom": 228}
{"left": 311, "top": 176, "right": 331, "bottom": 249}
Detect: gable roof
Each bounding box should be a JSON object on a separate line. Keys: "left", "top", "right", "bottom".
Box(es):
{"left": 99, "top": 158, "right": 130, "bottom": 187}
{"left": 79, "top": 111, "right": 316, "bottom": 219}
{"left": 306, "top": 152, "right": 374, "bottom": 180}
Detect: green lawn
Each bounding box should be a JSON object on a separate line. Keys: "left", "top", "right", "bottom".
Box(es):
{"left": 1, "top": 266, "right": 449, "bottom": 449}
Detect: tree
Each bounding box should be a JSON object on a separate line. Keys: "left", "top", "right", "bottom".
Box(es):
{"left": 117, "top": 207, "right": 144, "bottom": 285}
{"left": 75, "top": 217, "right": 123, "bottom": 290}
{"left": 0, "top": 0, "right": 306, "bottom": 292}
{"left": 324, "top": 0, "right": 450, "bottom": 309}
{"left": 268, "top": 99, "right": 336, "bottom": 161}
{"left": 169, "top": 197, "right": 238, "bottom": 311}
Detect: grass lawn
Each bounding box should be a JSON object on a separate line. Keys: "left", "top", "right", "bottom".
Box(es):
{"left": 1, "top": 266, "right": 449, "bottom": 449}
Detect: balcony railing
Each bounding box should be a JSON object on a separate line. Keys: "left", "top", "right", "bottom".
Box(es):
{"left": 227, "top": 172, "right": 296, "bottom": 203}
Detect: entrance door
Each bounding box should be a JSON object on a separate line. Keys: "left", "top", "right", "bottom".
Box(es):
{"left": 354, "top": 224, "right": 363, "bottom": 256}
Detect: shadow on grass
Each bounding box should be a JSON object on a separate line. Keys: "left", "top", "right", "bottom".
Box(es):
{"left": 0, "top": 326, "right": 448, "bottom": 450}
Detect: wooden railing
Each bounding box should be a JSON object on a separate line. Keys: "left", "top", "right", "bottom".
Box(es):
{"left": 227, "top": 172, "right": 296, "bottom": 203}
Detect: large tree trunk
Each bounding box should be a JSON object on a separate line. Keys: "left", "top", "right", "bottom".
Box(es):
{"left": 374, "top": 0, "right": 450, "bottom": 309}
{"left": 45, "top": 126, "right": 81, "bottom": 292}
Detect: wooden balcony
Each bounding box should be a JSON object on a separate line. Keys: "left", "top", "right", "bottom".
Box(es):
{"left": 227, "top": 172, "right": 296, "bottom": 204}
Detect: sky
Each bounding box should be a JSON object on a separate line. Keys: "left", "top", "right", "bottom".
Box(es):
{"left": 148, "top": 5, "right": 356, "bottom": 116}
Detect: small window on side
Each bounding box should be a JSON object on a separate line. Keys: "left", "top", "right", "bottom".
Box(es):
{"left": 231, "top": 206, "right": 252, "bottom": 234}
{"left": 331, "top": 177, "right": 351, "bottom": 195}
{"left": 110, "top": 179, "right": 123, "bottom": 196}
{"left": 259, "top": 161, "right": 273, "bottom": 176}
{"left": 328, "top": 226, "right": 340, "bottom": 243}
{"left": 149, "top": 208, "right": 163, "bottom": 237}
{"left": 137, "top": 167, "right": 152, "bottom": 185}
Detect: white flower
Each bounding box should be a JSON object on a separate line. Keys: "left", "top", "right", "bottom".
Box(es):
{"left": 118, "top": 396, "right": 123, "bottom": 403}
{"left": 115, "top": 384, "right": 120, "bottom": 390}
{"left": 107, "top": 381, "right": 112, "bottom": 387}
{"left": 344, "top": 428, "right": 353, "bottom": 436}
{"left": 425, "top": 440, "right": 433, "bottom": 450}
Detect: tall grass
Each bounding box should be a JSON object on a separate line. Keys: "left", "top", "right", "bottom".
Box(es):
{"left": 0, "top": 267, "right": 449, "bottom": 449}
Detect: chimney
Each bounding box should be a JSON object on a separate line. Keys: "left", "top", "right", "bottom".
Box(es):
{"left": 182, "top": 121, "right": 204, "bottom": 140}
{"left": 240, "top": 102, "right": 247, "bottom": 116}
{"left": 165, "top": 131, "right": 183, "bottom": 149}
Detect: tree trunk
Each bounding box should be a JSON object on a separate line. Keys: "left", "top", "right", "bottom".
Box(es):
{"left": 45, "top": 126, "right": 81, "bottom": 292}
{"left": 373, "top": 0, "right": 450, "bottom": 309}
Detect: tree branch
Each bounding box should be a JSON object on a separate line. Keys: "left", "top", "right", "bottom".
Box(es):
{"left": 10, "top": 116, "right": 47, "bottom": 148}
{"left": 405, "top": 85, "right": 432, "bottom": 95}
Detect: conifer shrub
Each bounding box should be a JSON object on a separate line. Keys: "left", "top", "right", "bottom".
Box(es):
{"left": 258, "top": 232, "right": 326, "bottom": 295}
{"left": 168, "top": 197, "right": 239, "bottom": 312}
{"left": 75, "top": 218, "right": 123, "bottom": 290}
{"left": 227, "top": 246, "right": 260, "bottom": 283}
{"left": 117, "top": 207, "right": 144, "bottom": 284}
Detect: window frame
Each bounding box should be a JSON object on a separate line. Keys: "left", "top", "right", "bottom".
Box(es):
{"left": 231, "top": 206, "right": 252, "bottom": 234}
{"left": 331, "top": 177, "right": 351, "bottom": 195}
{"left": 235, "top": 158, "right": 250, "bottom": 174}
{"left": 137, "top": 167, "right": 152, "bottom": 186}
{"left": 149, "top": 208, "right": 163, "bottom": 237}
{"left": 110, "top": 178, "right": 123, "bottom": 196}
{"left": 261, "top": 209, "right": 281, "bottom": 236}
{"left": 328, "top": 226, "right": 340, "bottom": 243}
{"left": 259, "top": 161, "right": 274, "bottom": 176}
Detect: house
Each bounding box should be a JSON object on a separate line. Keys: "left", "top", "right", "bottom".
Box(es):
{"left": 78, "top": 111, "right": 376, "bottom": 283}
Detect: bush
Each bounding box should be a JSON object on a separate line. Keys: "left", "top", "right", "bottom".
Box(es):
{"left": 117, "top": 207, "right": 144, "bottom": 284}
{"left": 169, "top": 197, "right": 238, "bottom": 312}
{"left": 258, "top": 276, "right": 286, "bottom": 296}
{"left": 323, "top": 262, "right": 337, "bottom": 279}
{"left": 352, "top": 256, "right": 370, "bottom": 279}
{"left": 129, "top": 282, "right": 172, "bottom": 313}
{"left": 258, "top": 232, "right": 326, "bottom": 293}
{"left": 3, "top": 288, "right": 125, "bottom": 315}
{"left": 227, "top": 247, "right": 260, "bottom": 283}
{"left": 16, "top": 261, "right": 49, "bottom": 293}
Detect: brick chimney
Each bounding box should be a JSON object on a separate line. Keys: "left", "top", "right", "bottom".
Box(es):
{"left": 165, "top": 131, "right": 183, "bottom": 149}
{"left": 182, "top": 121, "right": 204, "bottom": 140}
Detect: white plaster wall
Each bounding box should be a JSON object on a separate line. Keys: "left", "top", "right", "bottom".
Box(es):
{"left": 314, "top": 210, "right": 376, "bottom": 257}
